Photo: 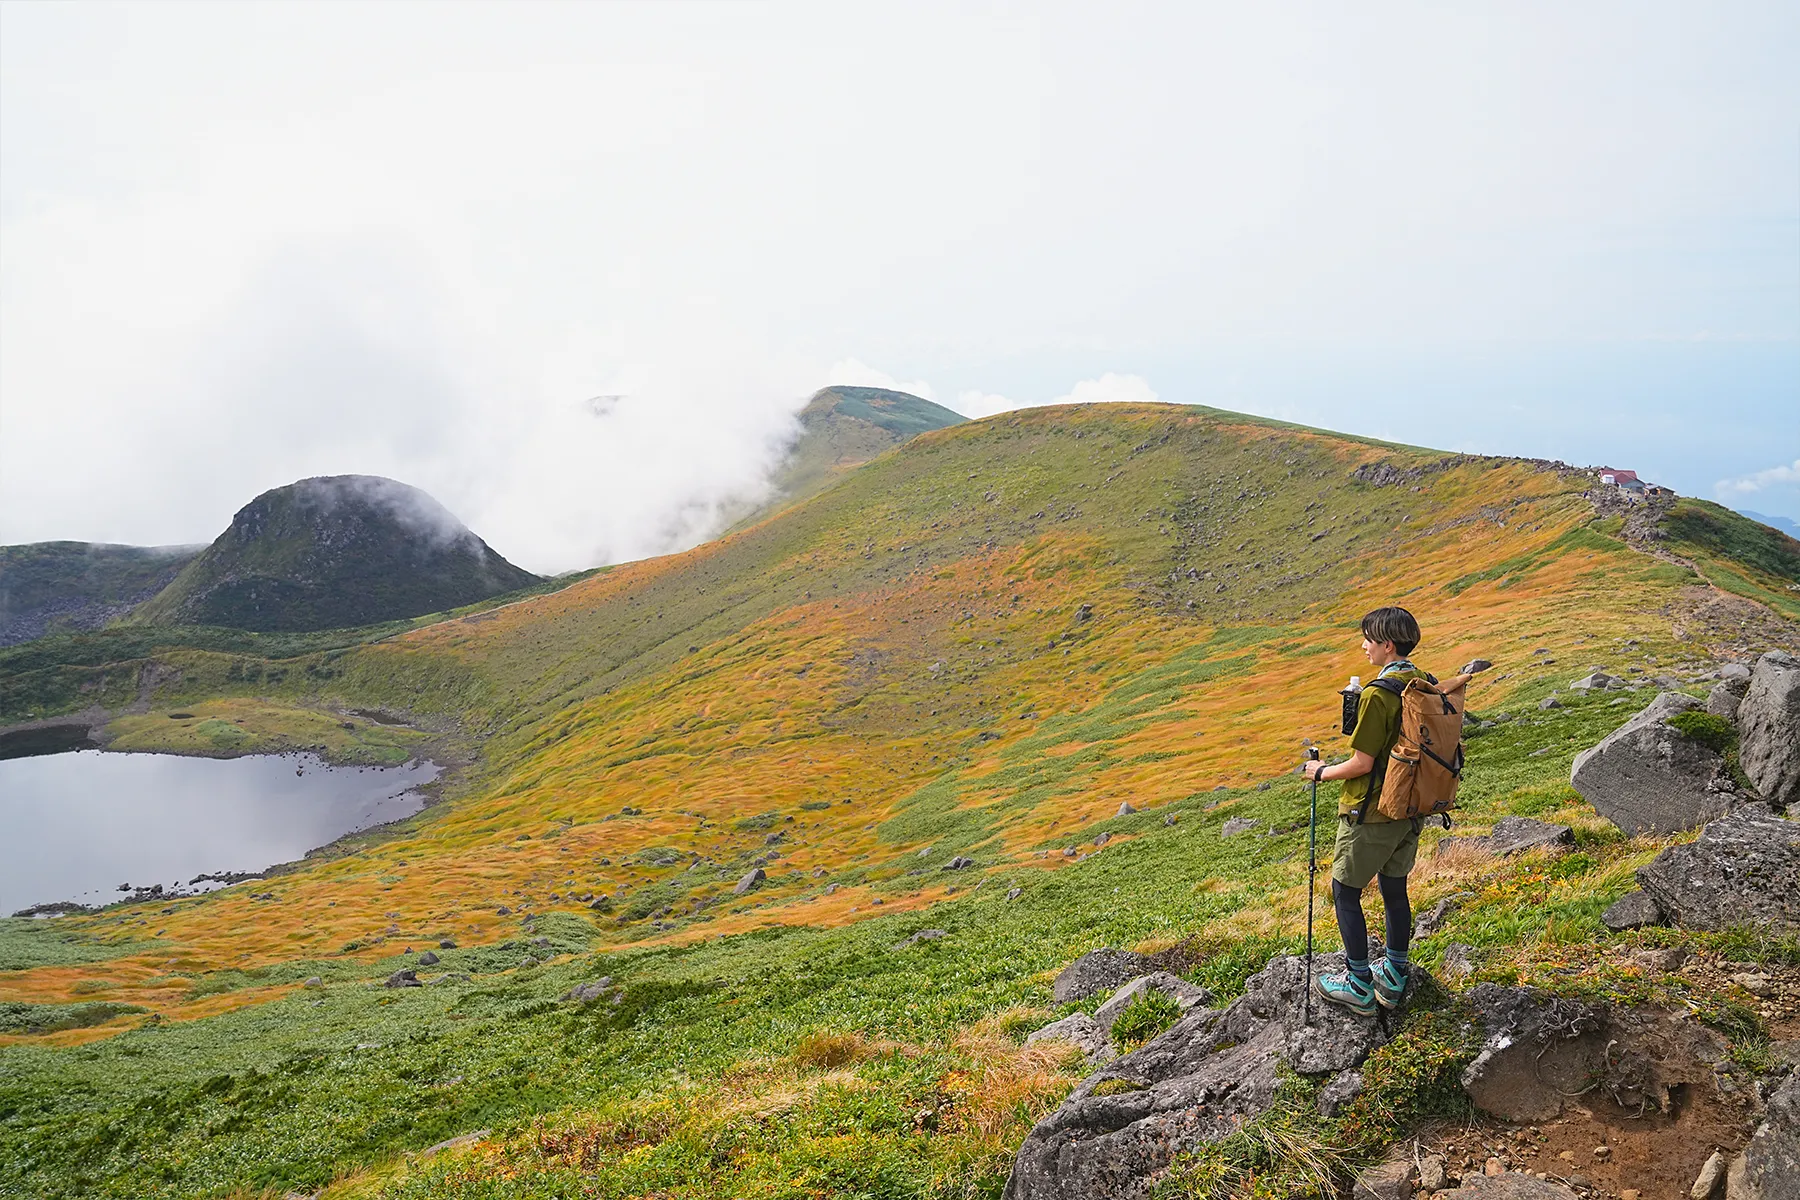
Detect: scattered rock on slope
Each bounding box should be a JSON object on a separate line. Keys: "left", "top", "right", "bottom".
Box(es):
{"left": 1737, "top": 650, "right": 1800, "bottom": 809}
{"left": 1600, "top": 890, "right": 1663, "bottom": 931}
{"left": 1570, "top": 692, "right": 1739, "bottom": 834}
{"left": 1708, "top": 675, "right": 1751, "bottom": 722}
{"left": 1053, "top": 948, "right": 1157, "bottom": 1003}
{"left": 1437, "top": 817, "right": 1573, "bottom": 858}
{"left": 1025, "top": 1012, "right": 1116, "bottom": 1068}
{"left": 1636, "top": 804, "right": 1800, "bottom": 933}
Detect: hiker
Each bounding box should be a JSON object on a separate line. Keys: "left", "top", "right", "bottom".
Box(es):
{"left": 1299, "top": 606, "right": 1473, "bottom": 1016}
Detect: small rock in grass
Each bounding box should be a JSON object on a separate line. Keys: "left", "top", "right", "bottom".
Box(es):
{"left": 417, "top": 951, "right": 440, "bottom": 967}
{"left": 1601, "top": 890, "right": 1663, "bottom": 931}
{"left": 384, "top": 969, "right": 420, "bottom": 989}
{"left": 302, "top": 976, "right": 323, "bottom": 989}
{"left": 1316, "top": 1068, "right": 1363, "bottom": 1118}
{"left": 733, "top": 867, "right": 766, "bottom": 895}
{"left": 1163, "top": 813, "right": 1178, "bottom": 826}
{"left": 1419, "top": 1155, "right": 1448, "bottom": 1192}
{"left": 1632, "top": 946, "right": 1688, "bottom": 972}
{"left": 1353, "top": 1160, "right": 1414, "bottom": 1200}
{"left": 1221, "top": 817, "right": 1260, "bottom": 838}
{"left": 1539, "top": 696, "right": 1561, "bottom": 710}
{"left": 1461, "top": 659, "right": 1494, "bottom": 675}
{"left": 1117, "top": 801, "right": 1137, "bottom": 816}
{"left": 495, "top": 905, "right": 510, "bottom": 916}
{"left": 438, "top": 938, "right": 457, "bottom": 949}
{"left": 1006, "top": 887, "right": 1023, "bottom": 901}
{"left": 517, "top": 956, "right": 538, "bottom": 970}
{"left": 1092, "top": 832, "right": 1110, "bottom": 848}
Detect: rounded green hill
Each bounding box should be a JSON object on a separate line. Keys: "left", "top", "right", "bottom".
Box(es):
{"left": 130, "top": 475, "right": 538, "bottom": 633}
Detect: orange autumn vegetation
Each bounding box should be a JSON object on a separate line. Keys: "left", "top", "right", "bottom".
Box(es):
{"left": 6, "top": 403, "right": 1758, "bottom": 1029}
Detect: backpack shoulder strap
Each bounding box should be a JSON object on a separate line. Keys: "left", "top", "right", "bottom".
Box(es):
{"left": 1366, "top": 677, "right": 1407, "bottom": 698}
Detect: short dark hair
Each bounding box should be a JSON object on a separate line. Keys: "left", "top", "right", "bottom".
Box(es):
{"left": 1361, "top": 606, "right": 1421, "bottom": 656}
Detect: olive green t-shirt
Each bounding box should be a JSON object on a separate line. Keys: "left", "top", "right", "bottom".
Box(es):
{"left": 1340, "top": 667, "right": 1429, "bottom": 821}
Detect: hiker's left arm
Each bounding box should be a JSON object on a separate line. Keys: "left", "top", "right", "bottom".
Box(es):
{"left": 1302, "top": 751, "right": 1373, "bottom": 782}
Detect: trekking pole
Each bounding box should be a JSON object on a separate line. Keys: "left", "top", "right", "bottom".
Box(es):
{"left": 1304, "top": 747, "right": 1320, "bottom": 1026}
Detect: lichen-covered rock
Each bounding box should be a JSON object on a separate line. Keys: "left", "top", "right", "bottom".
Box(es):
{"left": 1053, "top": 948, "right": 1157, "bottom": 1004}
{"left": 1571, "top": 692, "right": 1738, "bottom": 834}
{"left": 1637, "top": 804, "right": 1800, "bottom": 933}
{"left": 733, "top": 867, "right": 766, "bottom": 895}
{"left": 1738, "top": 651, "right": 1800, "bottom": 809}
{"left": 1004, "top": 954, "right": 1426, "bottom": 1200}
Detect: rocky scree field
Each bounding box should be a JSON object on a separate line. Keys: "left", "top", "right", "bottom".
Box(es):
{"left": 0, "top": 401, "right": 1797, "bottom": 1199}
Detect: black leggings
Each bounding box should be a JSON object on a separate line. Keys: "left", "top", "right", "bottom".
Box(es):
{"left": 1332, "top": 874, "right": 1411, "bottom": 964}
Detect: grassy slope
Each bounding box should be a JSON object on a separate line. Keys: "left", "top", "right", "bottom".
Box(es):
{"left": 2, "top": 402, "right": 1796, "bottom": 1197}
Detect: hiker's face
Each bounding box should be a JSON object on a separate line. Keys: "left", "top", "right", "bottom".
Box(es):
{"left": 1362, "top": 635, "right": 1397, "bottom": 666}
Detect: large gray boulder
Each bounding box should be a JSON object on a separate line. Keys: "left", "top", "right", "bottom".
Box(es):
{"left": 1637, "top": 804, "right": 1800, "bottom": 933}
{"left": 1004, "top": 953, "right": 1425, "bottom": 1200}
{"left": 1053, "top": 949, "right": 1157, "bottom": 1003}
{"left": 1728, "top": 1071, "right": 1799, "bottom": 1200}
{"left": 1571, "top": 692, "right": 1739, "bottom": 834}
{"left": 1738, "top": 651, "right": 1800, "bottom": 809}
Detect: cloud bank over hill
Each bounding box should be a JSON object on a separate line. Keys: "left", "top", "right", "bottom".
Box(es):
{"left": 2, "top": 4, "right": 1794, "bottom": 569}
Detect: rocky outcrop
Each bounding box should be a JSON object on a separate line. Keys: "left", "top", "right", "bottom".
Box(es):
{"left": 1004, "top": 953, "right": 1424, "bottom": 1200}
{"left": 1637, "top": 804, "right": 1800, "bottom": 933}
{"left": 1054, "top": 949, "right": 1156, "bottom": 1003}
{"left": 1437, "top": 817, "right": 1572, "bottom": 858}
{"left": 1571, "top": 692, "right": 1739, "bottom": 834}
{"left": 1738, "top": 651, "right": 1800, "bottom": 809}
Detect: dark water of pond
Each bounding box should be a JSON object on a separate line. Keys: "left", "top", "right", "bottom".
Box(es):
{"left": 0, "top": 750, "right": 439, "bottom": 916}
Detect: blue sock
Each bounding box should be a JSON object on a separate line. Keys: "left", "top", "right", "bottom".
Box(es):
{"left": 1385, "top": 949, "right": 1411, "bottom": 976}
{"left": 1345, "top": 956, "right": 1372, "bottom": 982}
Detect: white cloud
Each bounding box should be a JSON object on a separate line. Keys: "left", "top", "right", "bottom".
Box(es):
{"left": 2, "top": 4, "right": 1794, "bottom": 569}
{"left": 954, "top": 373, "right": 1159, "bottom": 420}
{"left": 827, "top": 359, "right": 939, "bottom": 403}
{"left": 1716, "top": 460, "right": 1800, "bottom": 497}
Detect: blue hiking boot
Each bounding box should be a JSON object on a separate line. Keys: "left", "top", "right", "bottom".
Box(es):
{"left": 1314, "top": 970, "right": 1377, "bottom": 1017}
{"left": 1370, "top": 957, "right": 1409, "bottom": 1010}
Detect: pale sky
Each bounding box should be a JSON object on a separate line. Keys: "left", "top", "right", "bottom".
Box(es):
{"left": 2, "top": 2, "right": 1796, "bottom": 571}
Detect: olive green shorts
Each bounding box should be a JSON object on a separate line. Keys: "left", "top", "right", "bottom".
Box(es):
{"left": 1330, "top": 814, "right": 1420, "bottom": 889}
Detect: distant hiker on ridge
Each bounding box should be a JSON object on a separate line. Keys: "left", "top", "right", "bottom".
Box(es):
{"left": 1300, "top": 606, "right": 1477, "bottom": 1016}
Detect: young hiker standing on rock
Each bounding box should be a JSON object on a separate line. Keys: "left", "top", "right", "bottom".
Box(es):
{"left": 1299, "top": 606, "right": 1475, "bottom": 1017}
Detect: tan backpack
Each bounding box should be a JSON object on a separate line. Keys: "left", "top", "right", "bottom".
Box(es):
{"left": 1364, "top": 676, "right": 1465, "bottom": 822}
